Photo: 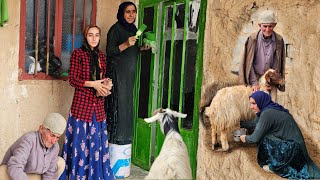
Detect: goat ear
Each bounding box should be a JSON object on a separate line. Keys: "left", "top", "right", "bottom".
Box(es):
{"left": 144, "top": 113, "right": 162, "bottom": 123}
{"left": 265, "top": 72, "right": 271, "bottom": 83}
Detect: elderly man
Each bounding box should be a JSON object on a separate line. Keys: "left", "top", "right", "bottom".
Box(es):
{"left": 239, "top": 9, "right": 285, "bottom": 101}
{"left": 0, "top": 113, "right": 67, "bottom": 180}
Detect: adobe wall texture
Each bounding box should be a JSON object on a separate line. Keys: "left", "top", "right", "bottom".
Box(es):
{"left": 0, "top": 0, "right": 121, "bottom": 160}
{"left": 1, "top": 0, "right": 319, "bottom": 179}
{"left": 197, "top": 0, "right": 320, "bottom": 179}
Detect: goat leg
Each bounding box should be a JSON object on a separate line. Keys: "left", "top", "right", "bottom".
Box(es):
{"left": 211, "top": 128, "right": 217, "bottom": 150}
{"left": 220, "top": 130, "right": 229, "bottom": 151}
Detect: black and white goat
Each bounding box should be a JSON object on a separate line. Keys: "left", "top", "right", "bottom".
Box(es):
{"left": 144, "top": 108, "right": 192, "bottom": 180}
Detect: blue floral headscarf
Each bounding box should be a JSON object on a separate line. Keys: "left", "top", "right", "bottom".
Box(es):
{"left": 117, "top": 1, "right": 137, "bottom": 33}
{"left": 250, "top": 91, "right": 289, "bottom": 117}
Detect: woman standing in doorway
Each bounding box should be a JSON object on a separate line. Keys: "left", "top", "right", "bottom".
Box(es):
{"left": 60, "top": 25, "right": 114, "bottom": 180}
{"left": 105, "top": 2, "right": 149, "bottom": 146}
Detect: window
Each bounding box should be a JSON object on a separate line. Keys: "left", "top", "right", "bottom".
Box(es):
{"left": 138, "top": 6, "right": 154, "bottom": 118}
{"left": 18, "top": 0, "right": 97, "bottom": 80}
{"left": 159, "top": 1, "right": 200, "bottom": 130}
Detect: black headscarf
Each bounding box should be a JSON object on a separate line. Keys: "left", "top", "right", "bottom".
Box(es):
{"left": 81, "top": 25, "right": 101, "bottom": 81}
{"left": 250, "top": 91, "right": 289, "bottom": 117}
{"left": 117, "top": 1, "right": 137, "bottom": 33}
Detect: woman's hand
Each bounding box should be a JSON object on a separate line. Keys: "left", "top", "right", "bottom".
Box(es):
{"left": 96, "top": 78, "right": 113, "bottom": 97}
{"left": 102, "top": 78, "right": 113, "bottom": 91}
{"left": 251, "top": 85, "right": 260, "bottom": 92}
{"left": 96, "top": 90, "right": 111, "bottom": 97}
{"left": 240, "top": 135, "right": 246, "bottom": 143}
{"left": 264, "top": 84, "right": 272, "bottom": 91}
{"left": 140, "top": 44, "right": 151, "bottom": 51}
{"left": 119, "top": 36, "right": 137, "bottom": 52}
{"left": 89, "top": 79, "right": 112, "bottom": 97}
{"left": 126, "top": 36, "right": 138, "bottom": 47}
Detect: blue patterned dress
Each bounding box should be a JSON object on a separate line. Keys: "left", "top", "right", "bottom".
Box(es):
{"left": 246, "top": 108, "right": 320, "bottom": 179}
{"left": 59, "top": 113, "right": 115, "bottom": 180}
{"left": 245, "top": 91, "right": 320, "bottom": 179}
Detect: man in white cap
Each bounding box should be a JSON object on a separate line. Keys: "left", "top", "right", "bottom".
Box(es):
{"left": 239, "top": 9, "right": 285, "bottom": 101}
{"left": 0, "top": 113, "right": 67, "bottom": 180}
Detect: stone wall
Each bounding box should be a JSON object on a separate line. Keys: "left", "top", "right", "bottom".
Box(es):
{"left": 197, "top": 0, "right": 320, "bottom": 179}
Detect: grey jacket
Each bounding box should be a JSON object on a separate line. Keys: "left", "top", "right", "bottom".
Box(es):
{"left": 239, "top": 30, "right": 286, "bottom": 91}
{"left": 1, "top": 131, "right": 59, "bottom": 180}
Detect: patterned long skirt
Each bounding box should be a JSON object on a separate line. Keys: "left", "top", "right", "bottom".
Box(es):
{"left": 59, "top": 113, "right": 114, "bottom": 180}
{"left": 258, "top": 138, "right": 310, "bottom": 179}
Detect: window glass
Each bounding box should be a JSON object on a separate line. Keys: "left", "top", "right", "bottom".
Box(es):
{"left": 181, "top": 0, "right": 200, "bottom": 130}
{"left": 182, "top": 39, "right": 197, "bottom": 130}
{"left": 21, "top": 0, "right": 95, "bottom": 79}
{"left": 61, "top": 0, "right": 92, "bottom": 73}
{"left": 161, "top": 6, "right": 173, "bottom": 109}
{"left": 138, "top": 6, "right": 155, "bottom": 118}
{"left": 170, "top": 3, "right": 185, "bottom": 112}
{"left": 25, "top": 0, "right": 56, "bottom": 74}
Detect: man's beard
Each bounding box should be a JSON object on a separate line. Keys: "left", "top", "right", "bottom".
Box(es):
{"left": 42, "top": 139, "right": 54, "bottom": 148}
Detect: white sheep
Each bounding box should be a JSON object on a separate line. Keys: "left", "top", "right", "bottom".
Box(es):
{"left": 144, "top": 108, "right": 192, "bottom": 180}
{"left": 203, "top": 69, "right": 284, "bottom": 151}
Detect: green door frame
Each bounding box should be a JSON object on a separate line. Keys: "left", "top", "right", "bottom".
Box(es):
{"left": 132, "top": 3, "right": 159, "bottom": 170}
{"left": 132, "top": 0, "right": 207, "bottom": 179}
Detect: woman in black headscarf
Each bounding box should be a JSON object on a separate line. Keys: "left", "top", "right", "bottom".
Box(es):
{"left": 240, "top": 91, "right": 320, "bottom": 179}
{"left": 105, "top": 2, "right": 148, "bottom": 146}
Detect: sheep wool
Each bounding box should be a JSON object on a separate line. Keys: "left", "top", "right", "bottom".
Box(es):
{"left": 144, "top": 109, "right": 192, "bottom": 180}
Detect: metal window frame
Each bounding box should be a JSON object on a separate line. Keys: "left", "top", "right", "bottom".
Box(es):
{"left": 18, "top": 0, "right": 97, "bottom": 80}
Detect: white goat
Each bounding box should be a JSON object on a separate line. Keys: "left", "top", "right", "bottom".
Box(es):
{"left": 144, "top": 108, "right": 192, "bottom": 180}
{"left": 203, "top": 69, "right": 284, "bottom": 151}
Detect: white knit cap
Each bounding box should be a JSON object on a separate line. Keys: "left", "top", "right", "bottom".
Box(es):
{"left": 259, "top": 10, "right": 276, "bottom": 24}
{"left": 43, "top": 113, "right": 67, "bottom": 135}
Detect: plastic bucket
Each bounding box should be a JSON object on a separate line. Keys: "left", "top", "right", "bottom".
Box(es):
{"left": 109, "top": 143, "right": 132, "bottom": 178}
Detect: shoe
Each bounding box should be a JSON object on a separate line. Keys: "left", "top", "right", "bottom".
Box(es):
{"left": 263, "top": 165, "right": 275, "bottom": 174}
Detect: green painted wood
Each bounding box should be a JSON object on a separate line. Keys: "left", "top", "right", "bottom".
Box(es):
{"left": 168, "top": 2, "right": 176, "bottom": 108}
{"left": 156, "top": 3, "right": 166, "bottom": 108}
{"left": 177, "top": 1, "right": 198, "bottom": 178}
{"left": 178, "top": 0, "right": 188, "bottom": 118}
{"left": 132, "top": 1, "right": 207, "bottom": 179}
{"left": 132, "top": 3, "right": 158, "bottom": 170}
{"left": 132, "top": 23, "right": 144, "bottom": 167}
{"left": 140, "top": 0, "right": 167, "bottom": 4}
{"left": 187, "top": 0, "right": 207, "bottom": 178}
{"left": 132, "top": 118, "right": 152, "bottom": 170}
{"left": 155, "top": 2, "right": 173, "bottom": 158}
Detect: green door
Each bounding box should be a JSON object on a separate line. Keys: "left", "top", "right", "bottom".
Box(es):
{"left": 132, "top": 0, "right": 206, "bottom": 178}
{"left": 131, "top": 4, "right": 158, "bottom": 170}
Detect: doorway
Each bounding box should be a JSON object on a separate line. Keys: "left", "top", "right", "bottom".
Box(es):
{"left": 132, "top": 0, "right": 206, "bottom": 178}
